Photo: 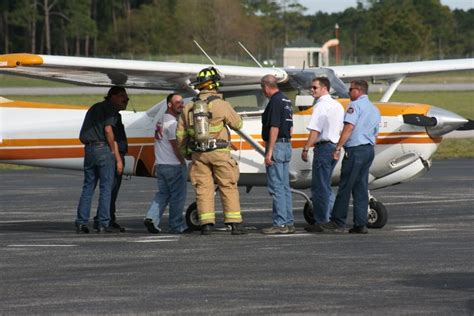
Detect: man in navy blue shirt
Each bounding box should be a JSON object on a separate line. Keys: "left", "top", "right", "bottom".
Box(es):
{"left": 321, "top": 80, "right": 381, "bottom": 234}
{"left": 260, "top": 75, "right": 294, "bottom": 234}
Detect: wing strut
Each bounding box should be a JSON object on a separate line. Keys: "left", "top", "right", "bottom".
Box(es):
{"left": 379, "top": 76, "right": 405, "bottom": 102}
{"left": 238, "top": 42, "right": 263, "bottom": 68}
{"left": 193, "top": 40, "right": 217, "bottom": 66}
{"left": 233, "top": 128, "right": 265, "bottom": 157}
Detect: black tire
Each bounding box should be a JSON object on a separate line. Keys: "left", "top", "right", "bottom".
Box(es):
{"left": 367, "top": 200, "right": 388, "bottom": 229}
{"left": 185, "top": 202, "right": 200, "bottom": 230}
{"left": 303, "top": 201, "right": 315, "bottom": 225}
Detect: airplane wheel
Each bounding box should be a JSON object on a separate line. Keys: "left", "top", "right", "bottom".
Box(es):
{"left": 367, "top": 200, "right": 388, "bottom": 229}
{"left": 185, "top": 202, "right": 201, "bottom": 231}
{"left": 303, "top": 201, "right": 315, "bottom": 225}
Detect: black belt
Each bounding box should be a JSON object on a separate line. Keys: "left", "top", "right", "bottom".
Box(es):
{"left": 276, "top": 138, "right": 291, "bottom": 143}
{"left": 316, "top": 140, "right": 335, "bottom": 145}
{"left": 86, "top": 141, "right": 107, "bottom": 146}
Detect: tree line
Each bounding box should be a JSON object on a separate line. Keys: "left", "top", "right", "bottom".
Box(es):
{"left": 0, "top": 0, "right": 472, "bottom": 65}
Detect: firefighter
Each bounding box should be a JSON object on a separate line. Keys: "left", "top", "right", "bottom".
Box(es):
{"left": 176, "top": 67, "right": 246, "bottom": 235}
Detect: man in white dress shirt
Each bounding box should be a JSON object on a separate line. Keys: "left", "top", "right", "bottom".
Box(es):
{"left": 301, "top": 77, "right": 344, "bottom": 232}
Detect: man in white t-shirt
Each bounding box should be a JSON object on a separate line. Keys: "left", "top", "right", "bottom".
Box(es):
{"left": 144, "top": 94, "right": 188, "bottom": 233}
{"left": 301, "top": 77, "right": 344, "bottom": 232}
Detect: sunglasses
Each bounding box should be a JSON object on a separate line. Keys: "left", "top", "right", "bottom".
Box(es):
{"left": 349, "top": 87, "right": 360, "bottom": 92}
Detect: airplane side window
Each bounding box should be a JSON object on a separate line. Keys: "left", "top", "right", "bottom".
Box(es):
{"left": 225, "top": 92, "right": 262, "bottom": 112}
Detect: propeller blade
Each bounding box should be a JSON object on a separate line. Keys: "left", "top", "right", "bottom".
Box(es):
{"left": 403, "top": 114, "right": 437, "bottom": 127}
{"left": 457, "top": 119, "right": 474, "bottom": 131}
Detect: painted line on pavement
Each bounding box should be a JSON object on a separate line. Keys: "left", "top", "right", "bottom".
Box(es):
{"left": 393, "top": 228, "right": 438, "bottom": 232}
{"left": 383, "top": 198, "right": 474, "bottom": 206}
{"left": 133, "top": 236, "right": 179, "bottom": 243}
{"left": 7, "top": 244, "right": 77, "bottom": 247}
{"left": 394, "top": 225, "right": 434, "bottom": 229}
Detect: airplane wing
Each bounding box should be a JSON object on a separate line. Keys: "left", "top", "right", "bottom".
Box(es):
{"left": 1, "top": 53, "right": 472, "bottom": 98}
{"left": 328, "top": 59, "right": 474, "bottom": 82}
{"left": 0, "top": 53, "right": 287, "bottom": 92}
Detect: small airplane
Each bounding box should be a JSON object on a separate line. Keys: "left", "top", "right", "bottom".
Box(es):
{"left": 1, "top": 53, "right": 473, "bottom": 230}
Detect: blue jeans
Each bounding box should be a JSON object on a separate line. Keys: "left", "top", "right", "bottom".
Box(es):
{"left": 266, "top": 142, "right": 294, "bottom": 226}
{"left": 76, "top": 144, "right": 115, "bottom": 227}
{"left": 331, "top": 145, "right": 375, "bottom": 228}
{"left": 94, "top": 153, "right": 124, "bottom": 225}
{"left": 146, "top": 164, "right": 187, "bottom": 233}
{"left": 312, "top": 143, "right": 337, "bottom": 224}
{"left": 109, "top": 153, "right": 125, "bottom": 222}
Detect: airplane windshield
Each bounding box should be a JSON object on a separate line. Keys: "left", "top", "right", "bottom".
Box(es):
{"left": 225, "top": 68, "right": 349, "bottom": 114}
{"left": 283, "top": 67, "right": 349, "bottom": 99}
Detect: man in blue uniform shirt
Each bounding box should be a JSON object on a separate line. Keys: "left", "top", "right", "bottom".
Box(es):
{"left": 260, "top": 74, "right": 295, "bottom": 234}
{"left": 321, "top": 80, "right": 381, "bottom": 234}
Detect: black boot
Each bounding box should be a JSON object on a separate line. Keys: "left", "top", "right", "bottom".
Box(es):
{"left": 230, "top": 223, "right": 247, "bottom": 235}
{"left": 201, "top": 224, "right": 213, "bottom": 235}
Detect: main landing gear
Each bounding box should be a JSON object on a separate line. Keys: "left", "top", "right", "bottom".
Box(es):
{"left": 185, "top": 190, "right": 388, "bottom": 230}
{"left": 301, "top": 190, "right": 388, "bottom": 229}
{"left": 185, "top": 202, "right": 200, "bottom": 230}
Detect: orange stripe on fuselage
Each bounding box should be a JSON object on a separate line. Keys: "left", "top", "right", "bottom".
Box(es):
{"left": 2, "top": 137, "right": 154, "bottom": 147}
{"left": 0, "top": 100, "right": 89, "bottom": 110}
{"left": 295, "top": 99, "right": 430, "bottom": 117}
{"left": 0, "top": 130, "right": 440, "bottom": 162}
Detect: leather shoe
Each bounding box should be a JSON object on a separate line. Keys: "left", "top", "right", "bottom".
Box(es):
{"left": 229, "top": 223, "right": 247, "bottom": 235}
{"left": 181, "top": 227, "right": 194, "bottom": 234}
{"left": 110, "top": 221, "right": 126, "bottom": 232}
{"left": 304, "top": 224, "right": 323, "bottom": 233}
{"left": 96, "top": 226, "right": 116, "bottom": 233}
{"left": 76, "top": 224, "right": 89, "bottom": 234}
{"left": 201, "top": 224, "right": 213, "bottom": 235}
{"left": 349, "top": 226, "right": 368, "bottom": 234}
{"left": 144, "top": 218, "right": 160, "bottom": 234}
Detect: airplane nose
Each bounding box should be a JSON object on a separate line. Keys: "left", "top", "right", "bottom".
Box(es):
{"left": 425, "top": 106, "right": 468, "bottom": 138}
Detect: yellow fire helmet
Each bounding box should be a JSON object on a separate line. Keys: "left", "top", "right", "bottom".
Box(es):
{"left": 191, "top": 66, "right": 222, "bottom": 90}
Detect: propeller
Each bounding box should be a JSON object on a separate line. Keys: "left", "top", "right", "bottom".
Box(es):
{"left": 402, "top": 114, "right": 437, "bottom": 127}
{"left": 457, "top": 119, "right": 474, "bottom": 131}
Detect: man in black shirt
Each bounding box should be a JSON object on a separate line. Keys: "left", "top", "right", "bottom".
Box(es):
{"left": 260, "top": 75, "right": 295, "bottom": 234}
{"left": 76, "top": 86, "right": 128, "bottom": 233}
{"left": 108, "top": 88, "right": 128, "bottom": 232}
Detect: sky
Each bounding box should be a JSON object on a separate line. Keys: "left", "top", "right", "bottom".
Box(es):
{"left": 296, "top": 0, "right": 474, "bottom": 14}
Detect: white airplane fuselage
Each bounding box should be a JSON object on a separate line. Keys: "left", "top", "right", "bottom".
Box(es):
{"left": 0, "top": 97, "right": 445, "bottom": 192}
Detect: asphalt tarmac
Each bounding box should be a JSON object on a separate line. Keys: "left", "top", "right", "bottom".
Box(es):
{"left": 1, "top": 159, "right": 473, "bottom": 315}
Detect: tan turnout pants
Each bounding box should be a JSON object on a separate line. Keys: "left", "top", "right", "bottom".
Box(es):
{"left": 189, "top": 151, "right": 242, "bottom": 225}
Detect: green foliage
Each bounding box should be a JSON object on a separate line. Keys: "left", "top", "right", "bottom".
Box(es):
{"left": 0, "top": 0, "right": 472, "bottom": 62}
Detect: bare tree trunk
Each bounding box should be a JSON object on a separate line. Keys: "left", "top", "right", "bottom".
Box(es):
{"left": 31, "top": 0, "right": 37, "bottom": 53}
{"left": 44, "top": 0, "right": 51, "bottom": 54}
{"left": 3, "top": 11, "right": 9, "bottom": 53}
{"left": 60, "top": 18, "right": 68, "bottom": 55}
{"left": 39, "top": 22, "right": 44, "bottom": 53}
{"left": 112, "top": 1, "right": 117, "bottom": 33}
{"left": 125, "top": 0, "right": 131, "bottom": 52}
{"left": 91, "top": 0, "right": 97, "bottom": 56}
{"left": 85, "top": 35, "right": 89, "bottom": 56}
{"left": 42, "top": 0, "right": 58, "bottom": 54}
{"left": 75, "top": 35, "right": 80, "bottom": 56}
